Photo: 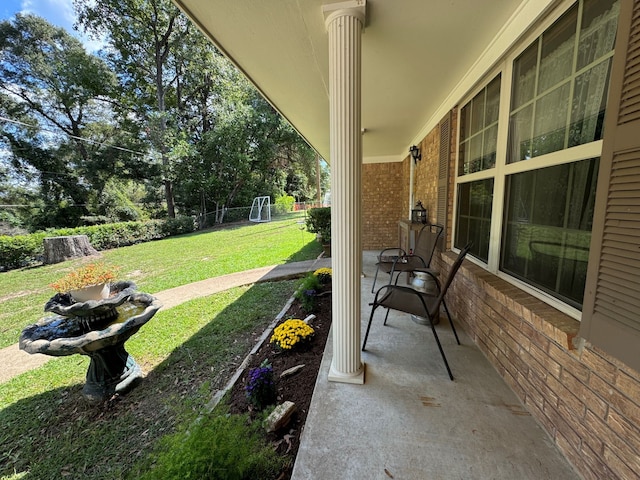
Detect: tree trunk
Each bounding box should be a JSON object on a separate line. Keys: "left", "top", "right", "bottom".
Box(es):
{"left": 43, "top": 235, "right": 99, "bottom": 265}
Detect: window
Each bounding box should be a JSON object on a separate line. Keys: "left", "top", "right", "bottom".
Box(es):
{"left": 501, "top": 158, "right": 598, "bottom": 309}
{"left": 455, "top": 179, "right": 493, "bottom": 262}
{"left": 459, "top": 75, "right": 501, "bottom": 175}
{"left": 454, "top": 74, "right": 500, "bottom": 261}
{"left": 454, "top": 0, "right": 620, "bottom": 315}
{"left": 508, "top": 0, "right": 618, "bottom": 163}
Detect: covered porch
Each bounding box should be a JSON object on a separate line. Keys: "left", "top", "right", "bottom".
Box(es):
{"left": 292, "top": 250, "right": 579, "bottom": 479}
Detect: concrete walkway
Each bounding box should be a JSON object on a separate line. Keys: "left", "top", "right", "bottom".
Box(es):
{"left": 0, "top": 258, "right": 330, "bottom": 384}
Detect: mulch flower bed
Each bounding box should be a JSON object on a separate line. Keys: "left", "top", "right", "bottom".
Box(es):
{"left": 227, "top": 286, "right": 332, "bottom": 479}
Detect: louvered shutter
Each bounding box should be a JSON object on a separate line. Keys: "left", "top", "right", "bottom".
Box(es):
{"left": 437, "top": 112, "right": 451, "bottom": 237}
{"left": 579, "top": 0, "right": 640, "bottom": 373}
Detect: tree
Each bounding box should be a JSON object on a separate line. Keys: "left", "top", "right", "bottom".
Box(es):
{"left": 0, "top": 157, "right": 39, "bottom": 233}
{"left": 174, "top": 79, "right": 324, "bottom": 224}
{"left": 74, "top": 0, "right": 326, "bottom": 223}
{"left": 0, "top": 14, "right": 145, "bottom": 228}
{"left": 75, "top": 0, "right": 196, "bottom": 218}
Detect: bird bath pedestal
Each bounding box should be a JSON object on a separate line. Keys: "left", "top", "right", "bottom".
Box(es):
{"left": 19, "top": 281, "right": 161, "bottom": 403}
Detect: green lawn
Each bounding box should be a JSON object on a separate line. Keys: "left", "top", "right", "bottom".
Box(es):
{"left": 0, "top": 213, "right": 320, "bottom": 349}
{"left": 0, "top": 213, "right": 323, "bottom": 479}
{"left": 0, "top": 281, "right": 298, "bottom": 479}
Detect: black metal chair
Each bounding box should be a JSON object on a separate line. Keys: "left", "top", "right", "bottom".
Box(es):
{"left": 371, "top": 223, "right": 444, "bottom": 293}
{"left": 362, "top": 244, "right": 471, "bottom": 380}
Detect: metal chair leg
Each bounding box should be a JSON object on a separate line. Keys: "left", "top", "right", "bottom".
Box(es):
{"left": 371, "top": 265, "right": 380, "bottom": 293}
{"left": 442, "top": 299, "right": 460, "bottom": 345}
{"left": 362, "top": 305, "right": 378, "bottom": 351}
{"left": 428, "top": 318, "right": 454, "bottom": 380}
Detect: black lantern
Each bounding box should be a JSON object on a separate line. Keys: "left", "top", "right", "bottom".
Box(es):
{"left": 409, "top": 145, "right": 421, "bottom": 164}
{"left": 411, "top": 201, "right": 427, "bottom": 224}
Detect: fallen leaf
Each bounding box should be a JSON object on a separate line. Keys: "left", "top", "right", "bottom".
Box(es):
{"left": 384, "top": 468, "right": 394, "bottom": 478}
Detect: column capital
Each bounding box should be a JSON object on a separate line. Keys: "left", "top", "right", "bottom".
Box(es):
{"left": 322, "top": 0, "right": 366, "bottom": 28}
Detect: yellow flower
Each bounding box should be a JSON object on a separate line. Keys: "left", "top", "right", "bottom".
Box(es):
{"left": 270, "top": 319, "right": 315, "bottom": 351}
{"left": 313, "top": 267, "right": 332, "bottom": 285}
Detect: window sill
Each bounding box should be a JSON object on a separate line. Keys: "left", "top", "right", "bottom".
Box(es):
{"left": 442, "top": 251, "right": 580, "bottom": 351}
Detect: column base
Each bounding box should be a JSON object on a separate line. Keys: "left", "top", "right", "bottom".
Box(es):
{"left": 328, "top": 360, "right": 365, "bottom": 384}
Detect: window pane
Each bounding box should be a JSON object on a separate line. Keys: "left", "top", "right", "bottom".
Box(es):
{"left": 538, "top": 5, "right": 577, "bottom": 94}
{"left": 471, "top": 90, "right": 486, "bottom": 133}
{"left": 460, "top": 103, "right": 471, "bottom": 142}
{"left": 569, "top": 59, "right": 611, "bottom": 147}
{"left": 566, "top": 159, "right": 599, "bottom": 230}
{"left": 500, "top": 158, "right": 599, "bottom": 309}
{"left": 469, "top": 134, "right": 482, "bottom": 174}
{"left": 508, "top": 0, "right": 618, "bottom": 163}
{"left": 458, "top": 139, "right": 470, "bottom": 175}
{"left": 532, "top": 83, "right": 571, "bottom": 157}
{"left": 512, "top": 43, "right": 538, "bottom": 110}
{"left": 508, "top": 104, "right": 533, "bottom": 162}
{"left": 482, "top": 124, "right": 498, "bottom": 170}
{"left": 577, "top": 0, "right": 620, "bottom": 70}
{"left": 455, "top": 179, "right": 494, "bottom": 262}
{"left": 485, "top": 76, "right": 501, "bottom": 124}
{"left": 457, "top": 182, "right": 471, "bottom": 216}
{"left": 529, "top": 164, "right": 569, "bottom": 227}
{"left": 459, "top": 74, "right": 501, "bottom": 176}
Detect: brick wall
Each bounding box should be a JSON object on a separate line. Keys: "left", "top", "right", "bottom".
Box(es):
{"left": 436, "top": 252, "right": 640, "bottom": 480}
{"left": 408, "top": 108, "right": 640, "bottom": 479}
{"left": 412, "top": 108, "right": 458, "bottom": 248}
{"left": 414, "top": 128, "right": 438, "bottom": 225}
{"left": 361, "top": 161, "right": 407, "bottom": 250}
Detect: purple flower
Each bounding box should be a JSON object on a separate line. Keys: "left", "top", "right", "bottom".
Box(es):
{"left": 245, "top": 362, "right": 276, "bottom": 410}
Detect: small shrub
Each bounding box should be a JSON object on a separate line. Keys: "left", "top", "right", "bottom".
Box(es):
{"left": 245, "top": 360, "right": 276, "bottom": 410}
{"left": 0, "top": 234, "right": 41, "bottom": 269}
{"left": 274, "top": 195, "right": 295, "bottom": 215}
{"left": 270, "top": 319, "right": 315, "bottom": 352}
{"left": 160, "top": 215, "right": 196, "bottom": 236}
{"left": 0, "top": 218, "right": 190, "bottom": 271}
{"left": 313, "top": 267, "right": 332, "bottom": 285}
{"left": 294, "top": 273, "right": 321, "bottom": 312}
{"left": 305, "top": 207, "right": 331, "bottom": 243}
{"left": 135, "top": 411, "right": 285, "bottom": 480}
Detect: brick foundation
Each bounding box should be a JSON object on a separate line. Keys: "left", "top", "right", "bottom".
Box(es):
{"left": 437, "top": 252, "right": 640, "bottom": 480}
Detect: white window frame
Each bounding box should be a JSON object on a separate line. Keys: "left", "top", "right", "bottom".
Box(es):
{"left": 453, "top": 0, "right": 614, "bottom": 320}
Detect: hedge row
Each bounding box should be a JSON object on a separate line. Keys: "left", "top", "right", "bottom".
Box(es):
{"left": 0, "top": 216, "right": 196, "bottom": 271}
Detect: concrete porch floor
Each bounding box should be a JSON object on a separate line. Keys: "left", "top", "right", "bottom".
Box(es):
{"left": 291, "top": 251, "right": 580, "bottom": 480}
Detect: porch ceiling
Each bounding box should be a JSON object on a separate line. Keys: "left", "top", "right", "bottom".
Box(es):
{"left": 173, "top": 0, "right": 541, "bottom": 163}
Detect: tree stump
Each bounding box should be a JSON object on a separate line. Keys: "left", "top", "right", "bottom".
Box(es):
{"left": 43, "top": 235, "right": 99, "bottom": 265}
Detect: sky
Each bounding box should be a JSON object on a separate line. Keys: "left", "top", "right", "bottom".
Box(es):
{"left": 0, "top": 0, "right": 103, "bottom": 52}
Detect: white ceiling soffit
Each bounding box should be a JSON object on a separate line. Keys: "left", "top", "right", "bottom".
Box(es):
{"left": 173, "top": 0, "right": 555, "bottom": 163}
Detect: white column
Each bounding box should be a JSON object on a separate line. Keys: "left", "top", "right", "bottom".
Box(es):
{"left": 323, "top": 0, "right": 366, "bottom": 384}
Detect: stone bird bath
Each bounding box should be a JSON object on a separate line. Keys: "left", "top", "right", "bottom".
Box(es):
{"left": 20, "top": 281, "right": 161, "bottom": 403}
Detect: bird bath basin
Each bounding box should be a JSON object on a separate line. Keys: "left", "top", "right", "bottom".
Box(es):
{"left": 19, "top": 281, "right": 161, "bottom": 403}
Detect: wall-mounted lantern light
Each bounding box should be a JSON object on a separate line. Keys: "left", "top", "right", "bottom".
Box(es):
{"left": 409, "top": 145, "right": 421, "bottom": 164}
{"left": 411, "top": 200, "right": 427, "bottom": 224}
